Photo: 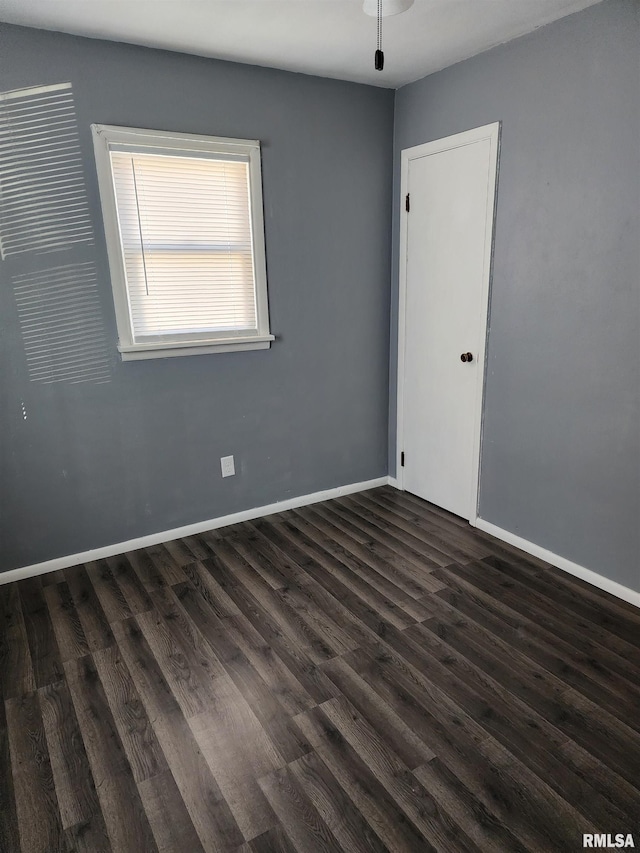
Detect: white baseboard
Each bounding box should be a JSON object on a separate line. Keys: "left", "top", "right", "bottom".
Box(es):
{"left": 1, "top": 476, "right": 391, "bottom": 587}
{"left": 476, "top": 518, "right": 640, "bottom": 609}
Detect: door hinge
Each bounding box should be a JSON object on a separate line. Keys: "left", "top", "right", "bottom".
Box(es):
{"left": 405, "top": 193, "right": 410, "bottom": 213}
{"left": 400, "top": 451, "right": 405, "bottom": 467}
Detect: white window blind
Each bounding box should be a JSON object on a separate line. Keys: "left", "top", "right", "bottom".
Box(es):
{"left": 92, "top": 124, "right": 272, "bottom": 360}
{"left": 110, "top": 152, "right": 257, "bottom": 342}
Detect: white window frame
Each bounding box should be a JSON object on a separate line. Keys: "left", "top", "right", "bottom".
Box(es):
{"left": 91, "top": 124, "right": 274, "bottom": 360}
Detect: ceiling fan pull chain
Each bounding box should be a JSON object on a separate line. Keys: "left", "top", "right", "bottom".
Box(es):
{"left": 375, "top": 0, "right": 384, "bottom": 70}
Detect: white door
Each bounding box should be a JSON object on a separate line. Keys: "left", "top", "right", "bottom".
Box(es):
{"left": 398, "top": 123, "right": 500, "bottom": 522}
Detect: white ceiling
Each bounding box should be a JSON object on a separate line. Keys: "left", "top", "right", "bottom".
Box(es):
{"left": 0, "top": 0, "right": 604, "bottom": 89}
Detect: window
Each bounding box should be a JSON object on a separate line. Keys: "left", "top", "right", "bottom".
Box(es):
{"left": 91, "top": 124, "right": 273, "bottom": 360}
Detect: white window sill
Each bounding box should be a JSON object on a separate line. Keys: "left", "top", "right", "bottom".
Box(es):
{"left": 118, "top": 335, "right": 275, "bottom": 361}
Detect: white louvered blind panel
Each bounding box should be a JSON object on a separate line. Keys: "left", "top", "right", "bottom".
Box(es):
{"left": 110, "top": 151, "right": 257, "bottom": 341}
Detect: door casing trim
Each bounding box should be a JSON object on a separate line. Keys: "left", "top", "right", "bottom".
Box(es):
{"left": 396, "top": 122, "right": 501, "bottom": 526}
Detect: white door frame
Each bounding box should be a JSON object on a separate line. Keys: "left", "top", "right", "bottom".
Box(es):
{"left": 395, "top": 122, "right": 501, "bottom": 526}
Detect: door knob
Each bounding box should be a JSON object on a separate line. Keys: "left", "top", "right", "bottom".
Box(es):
{"left": 460, "top": 352, "right": 473, "bottom": 362}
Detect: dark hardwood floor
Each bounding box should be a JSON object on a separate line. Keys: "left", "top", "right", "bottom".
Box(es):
{"left": 1, "top": 485, "right": 639, "bottom": 852}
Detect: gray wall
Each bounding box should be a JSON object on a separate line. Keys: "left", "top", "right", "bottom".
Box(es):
{"left": 0, "top": 24, "right": 394, "bottom": 572}
{"left": 391, "top": 0, "right": 640, "bottom": 590}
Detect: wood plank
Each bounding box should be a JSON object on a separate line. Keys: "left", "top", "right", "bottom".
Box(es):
{"left": 294, "top": 505, "right": 442, "bottom": 606}
{"left": 253, "top": 519, "right": 416, "bottom": 643}
{"left": 274, "top": 579, "right": 368, "bottom": 656}
{"left": 41, "top": 569, "right": 67, "bottom": 587}
{"left": 240, "top": 521, "right": 311, "bottom": 583}
{"left": 270, "top": 516, "right": 423, "bottom": 630}
{"left": 434, "top": 559, "right": 640, "bottom": 670}
{"left": 106, "top": 553, "right": 154, "bottom": 615}
{"left": 294, "top": 705, "right": 435, "bottom": 853}
{"left": 556, "top": 739, "right": 640, "bottom": 827}
{"left": 297, "top": 504, "right": 444, "bottom": 597}
{"left": 380, "top": 618, "right": 634, "bottom": 829}
{"left": 136, "top": 606, "right": 218, "bottom": 718}
{"left": 0, "top": 582, "right": 26, "bottom": 632}
{"left": 211, "top": 541, "right": 345, "bottom": 663}
{"left": 38, "top": 679, "right": 102, "bottom": 830}
{"left": 482, "top": 553, "right": 640, "bottom": 648}
{"left": 348, "top": 491, "right": 475, "bottom": 566}
{"left": 346, "top": 646, "right": 599, "bottom": 851}
{"left": 86, "top": 559, "right": 133, "bottom": 624}
{"left": 6, "top": 691, "right": 65, "bottom": 853}
{"left": 221, "top": 613, "right": 317, "bottom": 717}
{"left": 44, "top": 581, "right": 90, "bottom": 663}
{"left": 257, "top": 764, "right": 343, "bottom": 852}
{"left": 150, "top": 585, "right": 227, "bottom": 680}
{"left": 344, "top": 641, "right": 495, "bottom": 764}
{"left": 432, "top": 570, "right": 640, "bottom": 699}
{"left": 137, "top": 769, "right": 205, "bottom": 853}
{"left": 65, "top": 565, "right": 115, "bottom": 652}
{"left": 222, "top": 522, "right": 302, "bottom": 589}
{"left": 147, "top": 544, "right": 188, "bottom": 586}
{"left": 285, "top": 512, "right": 435, "bottom": 622}
{"left": 288, "top": 750, "right": 391, "bottom": 853}
{"left": 375, "top": 488, "right": 539, "bottom": 570}
{"left": 243, "top": 521, "right": 397, "bottom": 652}
{"left": 64, "top": 655, "right": 159, "bottom": 852}
{"left": 62, "top": 814, "right": 112, "bottom": 853}
{"left": 188, "top": 673, "right": 282, "bottom": 840}
{"left": 505, "top": 551, "right": 640, "bottom": 622}
{"left": 333, "top": 496, "right": 453, "bottom": 568}
{"left": 368, "top": 488, "right": 490, "bottom": 561}
{"left": 152, "top": 712, "right": 245, "bottom": 852}
{"left": 111, "top": 617, "right": 244, "bottom": 851}
{"left": 179, "top": 559, "right": 340, "bottom": 706}
{"left": 168, "top": 585, "right": 315, "bottom": 753}
{"left": 38, "top": 681, "right": 113, "bottom": 853}
{"left": 220, "top": 639, "right": 313, "bottom": 764}
{"left": 0, "top": 699, "right": 20, "bottom": 853}
{"left": 92, "top": 643, "right": 168, "bottom": 783}
{"left": 18, "top": 576, "right": 64, "bottom": 688}
{"left": 126, "top": 547, "right": 168, "bottom": 592}
{"left": 182, "top": 558, "right": 242, "bottom": 619}
{"left": 319, "top": 696, "right": 482, "bottom": 852}
{"left": 415, "top": 595, "right": 640, "bottom": 789}
{"left": 384, "top": 488, "right": 473, "bottom": 531}
{"left": 224, "top": 600, "right": 341, "bottom": 707}
{"left": 110, "top": 617, "right": 182, "bottom": 719}
{"left": 163, "top": 537, "right": 197, "bottom": 568}
{"left": 0, "top": 583, "right": 35, "bottom": 699}
{"left": 413, "top": 757, "right": 529, "bottom": 853}
{"left": 428, "top": 581, "right": 640, "bottom": 730}
{"left": 63, "top": 813, "right": 113, "bottom": 853}
{"left": 362, "top": 491, "right": 484, "bottom": 563}
{"left": 180, "top": 534, "right": 214, "bottom": 562}
{"left": 241, "top": 825, "right": 297, "bottom": 853}
{"left": 320, "top": 655, "right": 436, "bottom": 770}
{"left": 171, "top": 579, "right": 246, "bottom": 666}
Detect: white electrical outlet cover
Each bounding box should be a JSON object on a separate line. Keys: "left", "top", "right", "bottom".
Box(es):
{"left": 221, "top": 455, "right": 235, "bottom": 477}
